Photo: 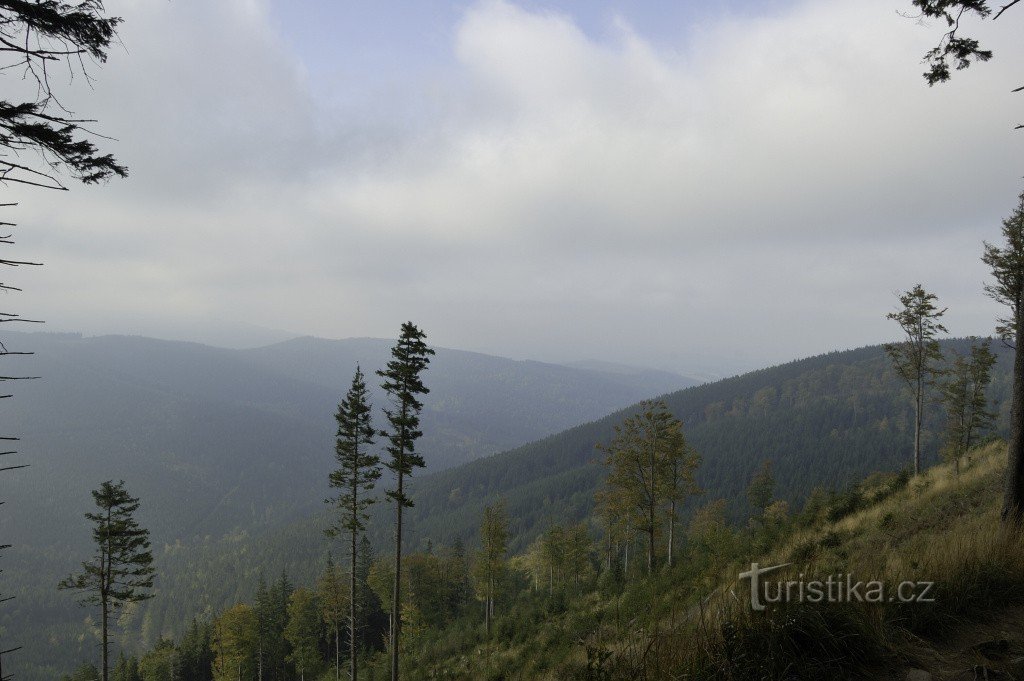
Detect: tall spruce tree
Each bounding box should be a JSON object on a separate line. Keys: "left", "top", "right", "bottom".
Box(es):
{"left": 884, "top": 284, "right": 948, "bottom": 475}
{"left": 983, "top": 192, "right": 1024, "bottom": 522}
{"left": 377, "top": 322, "right": 434, "bottom": 681}
{"left": 58, "top": 481, "right": 154, "bottom": 681}
{"left": 326, "top": 366, "right": 379, "bottom": 681}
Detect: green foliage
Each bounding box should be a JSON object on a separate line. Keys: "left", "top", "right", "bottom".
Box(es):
{"left": 212, "top": 604, "right": 257, "bottom": 681}
{"left": 885, "top": 284, "right": 948, "bottom": 474}
{"left": 255, "top": 572, "right": 293, "bottom": 680}
{"left": 746, "top": 460, "right": 775, "bottom": 516}
{"left": 940, "top": 339, "right": 997, "bottom": 470}
{"left": 284, "top": 588, "right": 323, "bottom": 679}
{"left": 58, "top": 480, "right": 154, "bottom": 679}
{"left": 315, "top": 555, "right": 347, "bottom": 674}
{"left": 58, "top": 480, "right": 155, "bottom": 608}
{"left": 61, "top": 663, "right": 100, "bottom": 681}
{"left": 326, "top": 366, "right": 380, "bottom": 537}
{"left": 388, "top": 339, "right": 1012, "bottom": 562}
{"left": 597, "top": 401, "right": 698, "bottom": 574}
{"left": 378, "top": 322, "right": 435, "bottom": 508}
{"left": 983, "top": 191, "right": 1024, "bottom": 342}
{"left": 176, "top": 619, "right": 214, "bottom": 681}
{"left": 111, "top": 655, "right": 139, "bottom": 681}
{"left": 138, "top": 640, "right": 175, "bottom": 681}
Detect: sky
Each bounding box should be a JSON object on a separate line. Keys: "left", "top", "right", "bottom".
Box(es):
{"left": 5, "top": 0, "right": 1024, "bottom": 376}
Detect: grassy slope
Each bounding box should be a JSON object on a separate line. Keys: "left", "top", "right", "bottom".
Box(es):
{"left": 393, "top": 442, "right": 1024, "bottom": 680}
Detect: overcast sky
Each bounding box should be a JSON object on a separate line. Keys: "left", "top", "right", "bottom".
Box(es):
{"left": 7, "top": 0, "right": 1024, "bottom": 375}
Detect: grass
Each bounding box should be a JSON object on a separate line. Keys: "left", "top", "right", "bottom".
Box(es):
{"left": 379, "top": 442, "right": 1024, "bottom": 680}
{"left": 572, "top": 442, "right": 1024, "bottom": 680}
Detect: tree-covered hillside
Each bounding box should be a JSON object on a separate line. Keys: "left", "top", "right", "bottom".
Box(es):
{"left": 133, "top": 338, "right": 1013, "bottom": 669}
{"left": 392, "top": 338, "right": 1012, "bottom": 553}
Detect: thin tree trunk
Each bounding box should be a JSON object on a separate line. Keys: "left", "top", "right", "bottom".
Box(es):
{"left": 391, "top": 468, "right": 404, "bottom": 681}
{"left": 351, "top": 469, "right": 359, "bottom": 681}
{"left": 485, "top": 576, "right": 492, "bottom": 637}
{"left": 623, "top": 536, "right": 629, "bottom": 578}
{"left": 668, "top": 499, "right": 676, "bottom": 569}
{"left": 336, "top": 626, "right": 340, "bottom": 681}
{"left": 102, "top": 505, "right": 111, "bottom": 681}
{"left": 914, "top": 375, "right": 923, "bottom": 476}
{"left": 647, "top": 527, "right": 654, "bottom": 574}
{"left": 1003, "top": 311, "right": 1024, "bottom": 524}
{"left": 101, "top": 597, "right": 108, "bottom": 681}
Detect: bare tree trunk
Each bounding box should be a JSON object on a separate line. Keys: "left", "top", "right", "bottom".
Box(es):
{"left": 623, "top": 537, "right": 629, "bottom": 578}
{"left": 101, "top": 596, "right": 108, "bottom": 681}
{"left": 102, "top": 505, "right": 111, "bottom": 681}
{"left": 914, "top": 374, "right": 923, "bottom": 476}
{"left": 391, "top": 469, "right": 403, "bottom": 681}
{"left": 667, "top": 499, "right": 676, "bottom": 569}
{"left": 485, "top": 577, "right": 492, "bottom": 637}
{"left": 647, "top": 525, "right": 654, "bottom": 575}
{"left": 1003, "top": 313, "right": 1024, "bottom": 524}
{"left": 351, "top": 475, "right": 359, "bottom": 681}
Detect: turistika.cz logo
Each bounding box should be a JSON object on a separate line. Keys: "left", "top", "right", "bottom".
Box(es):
{"left": 738, "top": 562, "right": 935, "bottom": 612}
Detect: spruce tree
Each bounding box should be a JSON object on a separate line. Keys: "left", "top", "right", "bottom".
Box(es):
{"left": 376, "top": 322, "right": 434, "bottom": 681}
{"left": 177, "top": 618, "right": 214, "bottom": 681}
{"left": 983, "top": 192, "right": 1024, "bottom": 522}
{"left": 326, "top": 367, "right": 379, "bottom": 681}
{"left": 884, "top": 284, "right": 948, "bottom": 475}
{"left": 58, "top": 481, "right": 154, "bottom": 681}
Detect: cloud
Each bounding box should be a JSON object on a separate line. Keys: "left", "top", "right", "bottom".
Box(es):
{"left": 8, "top": 0, "right": 1022, "bottom": 373}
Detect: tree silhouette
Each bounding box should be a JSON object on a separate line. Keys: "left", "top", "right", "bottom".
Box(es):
{"left": 983, "top": 192, "right": 1024, "bottom": 522}
{"left": 885, "top": 284, "right": 948, "bottom": 475}
{"left": 326, "top": 366, "right": 379, "bottom": 681}
{"left": 377, "top": 322, "right": 433, "bottom": 681}
{"left": 908, "top": 0, "right": 1021, "bottom": 126}
{"left": 58, "top": 480, "right": 154, "bottom": 681}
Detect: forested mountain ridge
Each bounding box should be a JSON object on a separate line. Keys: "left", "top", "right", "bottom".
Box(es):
{"left": 135, "top": 337, "right": 1013, "bottom": 667}
{"left": 391, "top": 338, "right": 1012, "bottom": 553}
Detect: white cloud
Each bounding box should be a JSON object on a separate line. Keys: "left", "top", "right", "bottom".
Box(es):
{"left": 7, "top": 0, "right": 1022, "bottom": 373}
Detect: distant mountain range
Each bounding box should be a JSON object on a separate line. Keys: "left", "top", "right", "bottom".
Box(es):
{"left": 0, "top": 330, "right": 697, "bottom": 678}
